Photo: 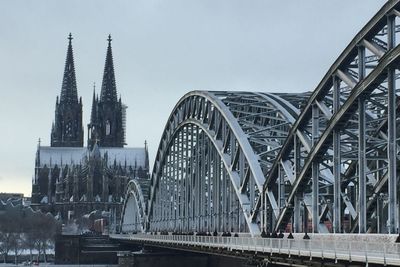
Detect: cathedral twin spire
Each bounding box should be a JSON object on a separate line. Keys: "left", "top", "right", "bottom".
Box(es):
{"left": 51, "top": 33, "right": 83, "bottom": 147}
{"left": 51, "top": 33, "right": 125, "bottom": 148}
{"left": 60, "top": 33, "right": 79, "bottom": 104}
{"left": 100, "top": 35, "right": 118, "bottom": 104}
{"left": 89, "top": 34, "right": 125, "bottom": 148}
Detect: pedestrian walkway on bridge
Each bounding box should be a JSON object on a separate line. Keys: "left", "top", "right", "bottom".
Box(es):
{"left": 111, "top": 233, "right": 400, "bottom": 266}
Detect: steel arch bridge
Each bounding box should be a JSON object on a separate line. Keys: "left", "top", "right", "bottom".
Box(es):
{"left": 121, "top": 0, "right": 400, "bottom": 237}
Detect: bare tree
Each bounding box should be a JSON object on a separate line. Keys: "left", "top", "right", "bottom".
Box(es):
{"left": 22, "top": 231, "right": 36, "bottom": 262}
{"left": 0, "top": 232, "right": 11, "bottom": 263}
{"left": 9, "top": 233, "right": 23, "bottom": 265}
{"left": 1, "top": 205, "right": 60, "bottom": 264}
{"left": 23, "top": 212, "right": 60, "bottom": 263}
{"left": 0, "top": 210, "right": 17, "bottom": 263}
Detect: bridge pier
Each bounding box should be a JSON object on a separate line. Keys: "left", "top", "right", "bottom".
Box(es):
{"left": 117, "top": 249, "right": 250, "bottom": 267}
{"left": 118, "top": 251, "right": 208, "bottom": 267}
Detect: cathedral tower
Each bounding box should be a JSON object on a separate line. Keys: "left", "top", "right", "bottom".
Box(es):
{"left": 51, "top": 33, "right": 84, "bottom": 147}
{"left": 88, "top": 35, "right": 125, "bottom": 148}
{"left": 32, "top": 34, "right": 149, "bottom": 223}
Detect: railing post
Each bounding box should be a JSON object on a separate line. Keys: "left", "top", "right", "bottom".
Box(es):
{"left": 278, "top": 239, "right": 281, "bottom": 254}
{"left": 383, "top": 242, "right": 386, "bottom": 266}
{"left": 321, "top": 240, "right": 324, "bottom": 260}
{"left": 270, "top": 238, "right": 272, "bottom": 255}
{"left": 349, "top": 242, "right": 352, "bottom": 262}
{"left": 263, "top": 238, "right": 265, "bottom": 253}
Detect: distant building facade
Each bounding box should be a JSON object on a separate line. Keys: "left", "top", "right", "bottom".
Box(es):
{"left": 31, "top": 34, "right": 150, "bottom": 222}
{"left": 0, "top": 192, "right": 24, "bottom": 203}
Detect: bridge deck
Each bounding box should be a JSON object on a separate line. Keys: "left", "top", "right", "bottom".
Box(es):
{"left": 111, "top": 234, "right": 400, "bottom": 266}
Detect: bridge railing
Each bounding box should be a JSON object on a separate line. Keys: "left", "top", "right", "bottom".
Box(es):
{"left": 112, "top": 233, "right": 400, "bottom": 265}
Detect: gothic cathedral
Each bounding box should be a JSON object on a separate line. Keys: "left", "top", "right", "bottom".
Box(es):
{"left": 31, "top": 34, "right": 150, "bottom": 223}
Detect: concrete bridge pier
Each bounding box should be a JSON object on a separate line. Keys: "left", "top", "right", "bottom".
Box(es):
{"left": 117, "top": 249, "right": 252, "bottom": 267}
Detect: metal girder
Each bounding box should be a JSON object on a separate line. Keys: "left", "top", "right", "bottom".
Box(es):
{"left": 266, "top": 0, "right": 400, "bottom": 233}
{"left": 273, "top": 43, "right": 400, "bottom": 231}
{"left": 144, "top": 91, "right": 302, "bottom": 236}
{"left": 119, "top": 0, "right": 400, "bottom": 237}
{"left": 121, "top": 180, "right": 147, "bottom": 233}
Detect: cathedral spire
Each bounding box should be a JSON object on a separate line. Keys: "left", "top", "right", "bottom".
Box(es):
{"left": 51, "top": 33, "right": 83, "bottom": 147}
{"left": 88, "top": 34, "right": 124, "bottom": 148}
{"left": 90, "top": 83, "right": 97, "bottom": 124}
{"left": 60, "top": 33, "right": 78, "bottom": 104}
{"left": 100, "top": 34, "right": 117, "bottom": 103}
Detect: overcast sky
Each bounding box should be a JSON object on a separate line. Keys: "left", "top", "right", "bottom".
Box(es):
{"left": 0, "top": 0, "right": 387, "bottom": 196}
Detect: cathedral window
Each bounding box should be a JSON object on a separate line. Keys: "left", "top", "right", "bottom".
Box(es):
{"left": 65, "top": 121, "right": 73, "bottom": 137}
{"left": 106, "top": 120, "right": 111, "bottom": 135}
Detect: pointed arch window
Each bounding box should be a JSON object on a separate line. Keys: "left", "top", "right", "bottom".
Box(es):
{"left": 65, "top": 121, "right": 73, "bottom": 137}
{"left": 106, "top": 120, "right": 111, "bottom": 136}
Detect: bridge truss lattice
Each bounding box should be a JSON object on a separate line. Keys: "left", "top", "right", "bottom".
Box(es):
{"left": 122, "top": 0, "right": 400, "bottom": 237}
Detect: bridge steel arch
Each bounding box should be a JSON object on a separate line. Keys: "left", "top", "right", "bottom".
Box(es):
{"left": 263, "top": 0, "right": 400, "bottom": 235}
{"left": 120, "top": 180, "right": 147, "bottom": 233}
{"left": 145, "top": 91, "right": 309, "bottom": 236}
{"left": 120, "top": 0, "right": 400, "bottom": 237}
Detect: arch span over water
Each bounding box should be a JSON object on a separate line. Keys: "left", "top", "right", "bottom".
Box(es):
{"left": 121, "top": 0, "right": 400, "bottom": 236}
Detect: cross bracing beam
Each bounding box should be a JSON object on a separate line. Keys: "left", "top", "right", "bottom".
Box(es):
{"left": 272, "top": 44, "right": 400, "bottom": 232}
{"left": 266, "top": 0, "right": 400, "bottom": 232}
{"left": 143, "top": 91, "right": 303, "bottom": 236}
{"left": 119, "top": 0, "right": 400, "bottom": 237}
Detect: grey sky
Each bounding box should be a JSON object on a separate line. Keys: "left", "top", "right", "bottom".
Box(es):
{"left": 0, "top": 0, "right": 387, "bottom": 196}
